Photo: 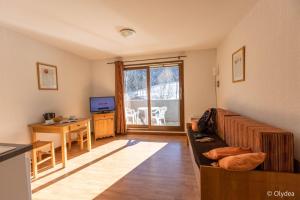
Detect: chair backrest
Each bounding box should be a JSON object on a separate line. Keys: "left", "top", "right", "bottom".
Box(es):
{"left": 151, "top": 107, "right": 160, "bottom": 116}
{"left": 32, "top": 140, "right": 52, "bottom": 150}
{"left": 158, "top": 107, "right": 167, "bottom": 117}
{"left": 125, "top": 108, "right": 135, "bottom": 115}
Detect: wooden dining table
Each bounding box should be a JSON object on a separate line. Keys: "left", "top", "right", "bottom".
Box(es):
{"left": 28, "top": 118, "right": 92, "bottom": 174}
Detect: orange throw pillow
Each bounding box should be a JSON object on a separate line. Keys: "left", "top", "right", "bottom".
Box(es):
{"left": 191, "top": 120, "right": 199, "bottom": 132}
{"left": 203, "top": 147, "right": 252, "bottom": 160}
{"left": 218, "top": 152, "right": 266, "bottom": 171}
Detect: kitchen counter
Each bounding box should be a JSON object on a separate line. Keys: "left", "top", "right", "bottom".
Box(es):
{"left": 0, "top": 143, "right": 32, "bottom": 162}
{"left": 0, "top": 143, "right": 32, "bottom": 200}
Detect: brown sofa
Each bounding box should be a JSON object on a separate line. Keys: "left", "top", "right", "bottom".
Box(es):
{"left": 186, "top": 108, "right": 299, "bottom": 200}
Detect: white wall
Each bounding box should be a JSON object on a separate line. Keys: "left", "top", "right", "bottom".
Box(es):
{"left": 92, "top": 50, "right": 217, "bottom": 127}
{"left": 217, "top": 0, "right": 300, "bottom": 159}
{"left": 0, "top": 26, "right": 92, "bottom": 146}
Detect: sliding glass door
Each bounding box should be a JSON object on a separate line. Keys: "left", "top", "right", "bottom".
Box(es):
{"left": 124, "top": 68, "right": 149, "bottom": 126}
{"left": 124, "top": 61, "right": 184, "bottom": 131}
{"left": 150, "top": 66, "right": 181, "bottom": 127}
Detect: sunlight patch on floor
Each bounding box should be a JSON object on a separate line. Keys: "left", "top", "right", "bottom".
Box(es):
{"left": 32, "top": 140, "right": 167, "bottom": 200}
{"left": 31, "top": 140, "right": 129, "bottom": 190}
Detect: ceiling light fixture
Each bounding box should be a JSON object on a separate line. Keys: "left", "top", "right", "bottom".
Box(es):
{"left": 120, "top": 28, "right": 136, "bottom": 38}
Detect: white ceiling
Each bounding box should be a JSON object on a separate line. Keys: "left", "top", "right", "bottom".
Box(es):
{"left": 0, "top": 0, "right": 258, "bottom": 60}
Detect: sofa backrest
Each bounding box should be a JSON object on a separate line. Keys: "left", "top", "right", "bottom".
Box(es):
{"left": 216, "top": 108, "right": 239, "bottom": 140}
{"left": 216, "top": 108, "right": 294, "bottom": 172}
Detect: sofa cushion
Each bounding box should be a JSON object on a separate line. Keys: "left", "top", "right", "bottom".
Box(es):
{"left": 187, "top": 131, "right": 227, "bottom": 167}
{"left": 218, "top": 152, "right": 266, "bottom": 171}
{"left": 203, "top": 146, "right": 252, "bottom": 160}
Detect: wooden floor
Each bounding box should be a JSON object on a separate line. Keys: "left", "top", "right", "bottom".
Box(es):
{"left": 32, "top": 134, "right": 200, "bottom": 200}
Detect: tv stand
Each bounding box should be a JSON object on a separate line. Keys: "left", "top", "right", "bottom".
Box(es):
{"left": 97, "top": 110, "right": 112, "bottom": 114}
{"left": 93, "top": 112, "right": 115, "bottom": 140}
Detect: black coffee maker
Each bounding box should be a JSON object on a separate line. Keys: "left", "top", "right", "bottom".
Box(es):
{"left": 43, "top": 113, "right": 55, "bottom": 120}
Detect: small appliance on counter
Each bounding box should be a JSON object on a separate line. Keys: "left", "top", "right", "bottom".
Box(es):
{"left": 43, "top": 113, "right": 56, "bottom": 120}
{"left": 43, "top": 113, "right": 56, "bottom": 125}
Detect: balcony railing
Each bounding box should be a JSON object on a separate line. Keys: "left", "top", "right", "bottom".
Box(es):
{"left": 125, "top": 99, "right": 180, "bottom": 126}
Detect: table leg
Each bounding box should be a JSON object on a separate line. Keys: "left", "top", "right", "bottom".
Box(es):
{"left": 87, "top": 120, "right": 92, "bottom": 151}
{"left": 32, "top": 148, "right": 38, "bottom": 179}
{"left": 31, "top": 128, "right": 38, "bottom": 179}
{"left": 61, "top": 132, "right": 67, "bottom": 167}
{"left": 50, "top": 142, "right": 56, "bottom": 168}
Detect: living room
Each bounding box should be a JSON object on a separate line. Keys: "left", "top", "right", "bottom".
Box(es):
{"left": 0, "top": 0, "right": 299, "bottom": 200}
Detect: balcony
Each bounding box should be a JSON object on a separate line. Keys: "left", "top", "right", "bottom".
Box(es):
{"left": 125, "top": 99, "right": 180, "bottom": 126}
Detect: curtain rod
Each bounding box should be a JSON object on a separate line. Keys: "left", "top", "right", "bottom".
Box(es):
{"left": 106, "top": 56, "right": 186, "bottom": 64}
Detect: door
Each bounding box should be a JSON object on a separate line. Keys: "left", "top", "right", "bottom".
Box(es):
{"left": 124, "top": 68, "right": 149, "bottom": 128}
{"left": 95, "top": 119, "right": 107, "bottom": 136}
{"left": 106, "top": 116, "right": 114, "bottom": 135}
{"left": 150, "top": 65, "right": 181, "bottom": 128}
{"left": 124, "top": 61, "right": 184, "bottom": 131}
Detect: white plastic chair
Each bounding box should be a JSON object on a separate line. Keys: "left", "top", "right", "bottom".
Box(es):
{"left": 125, "top": 108, "right": 137, "bottom": 124}
{"left": 152, "top": 107, "right": 167, "bottom": 125}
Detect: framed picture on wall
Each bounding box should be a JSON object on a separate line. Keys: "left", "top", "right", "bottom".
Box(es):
{"left": 37, "top": 62, "right": 58, "bottom": 90}
{"left": 232, "top": 46, "right": 245, "bottom": 82}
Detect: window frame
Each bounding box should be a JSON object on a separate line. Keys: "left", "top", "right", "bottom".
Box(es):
{"left": 123, "top": 60, "right": 185, "bottom": 132}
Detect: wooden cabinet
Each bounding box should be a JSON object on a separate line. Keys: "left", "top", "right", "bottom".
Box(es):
{"left": 93, "top": 112, "right": 115, "bottom": 140}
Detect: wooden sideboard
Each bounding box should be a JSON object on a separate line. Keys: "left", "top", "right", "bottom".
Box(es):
{"left": 93, "top": 112, "right": 115, "bottom": 140}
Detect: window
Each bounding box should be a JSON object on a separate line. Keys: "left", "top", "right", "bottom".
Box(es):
{"left": 123, "top": 61, "right": 184, "bottom": 131}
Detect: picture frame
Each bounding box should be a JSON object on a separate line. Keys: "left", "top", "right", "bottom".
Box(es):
{"left": 232, "top": 46, "right": 245, "bottom": 82}
{"left": 37, "top": 62, "right": 58, "bottom": 90}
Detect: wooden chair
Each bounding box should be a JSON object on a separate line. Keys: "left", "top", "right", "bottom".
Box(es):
{"left": 32, "top": 140, "right": 55, "bottom": 179}
{"left": 68, "top": 128, "right": 88, "bottom": 151}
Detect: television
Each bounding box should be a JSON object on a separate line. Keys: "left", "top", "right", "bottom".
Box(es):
{"left": 90, "top": 96, "right": 115, "bottom": 113}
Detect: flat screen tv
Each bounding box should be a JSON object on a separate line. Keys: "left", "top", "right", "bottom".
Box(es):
{"left": 90, "top": 96, "right": 115, "bottom": 113}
